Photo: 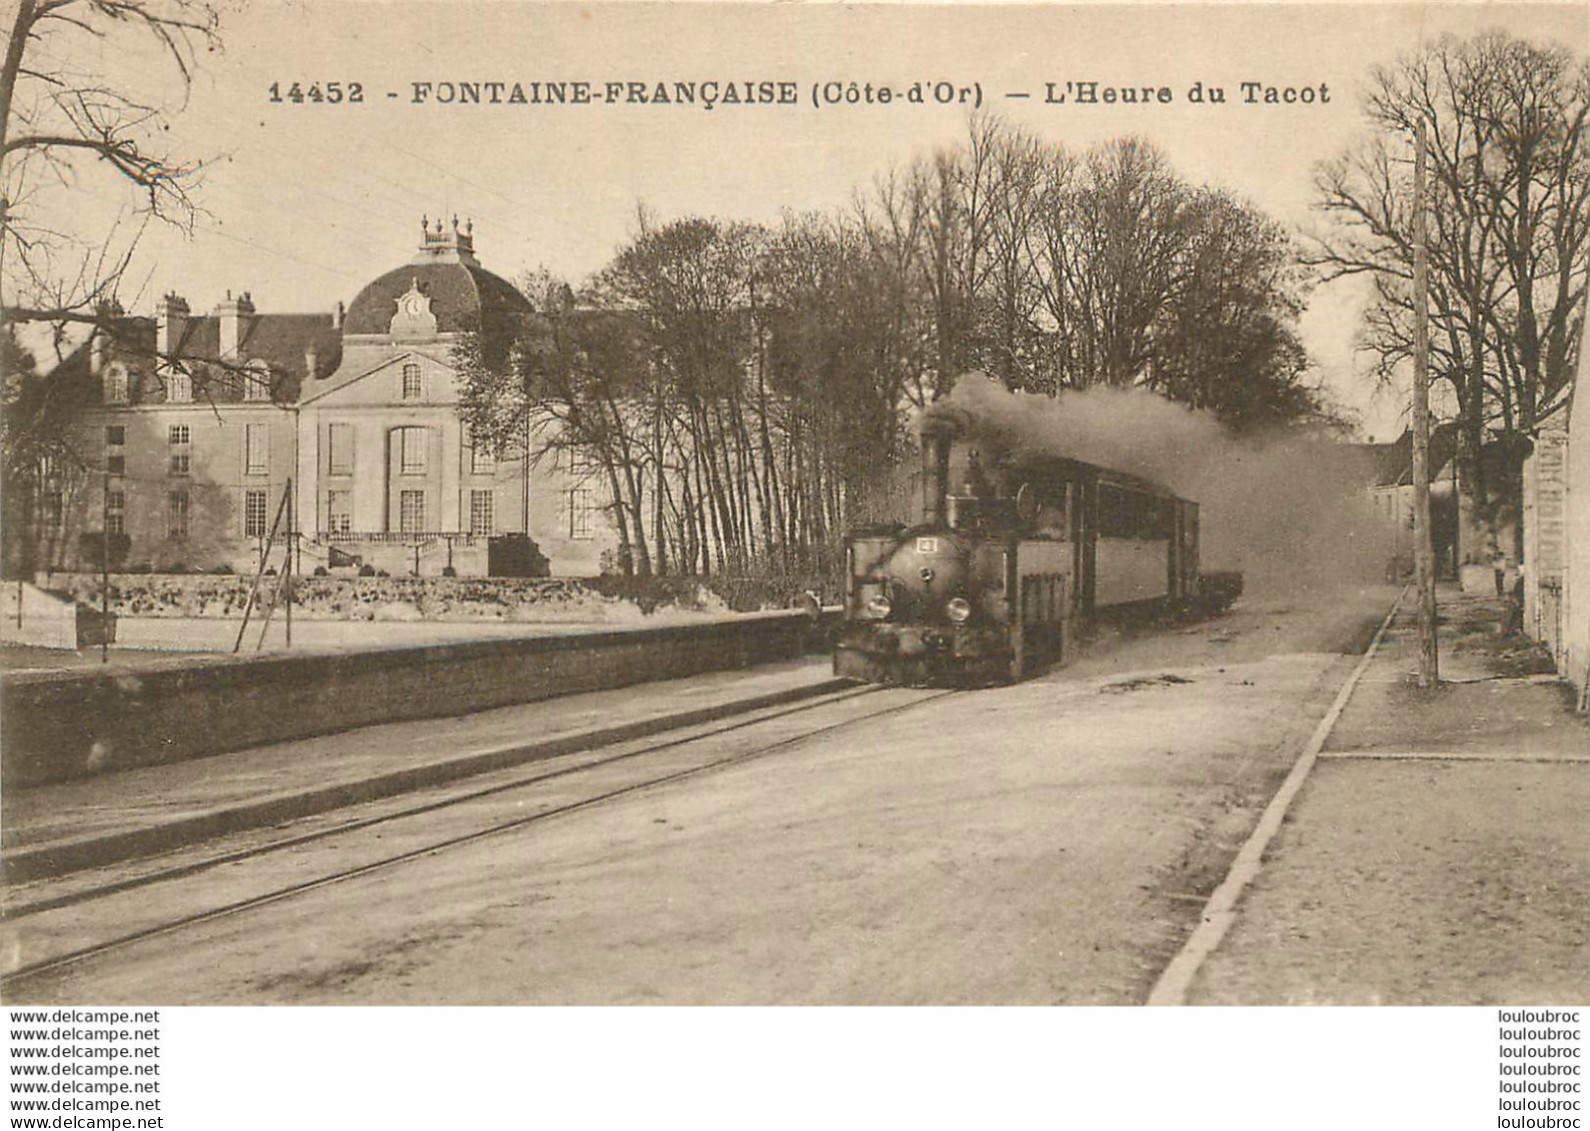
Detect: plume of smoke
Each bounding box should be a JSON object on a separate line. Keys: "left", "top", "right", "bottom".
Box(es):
{"left": 928, "top": 374, "right": 1394, "bottom": 598}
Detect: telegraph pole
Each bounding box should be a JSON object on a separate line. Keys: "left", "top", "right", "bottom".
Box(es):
{"left": 285, "top": 477, "right": 293, "bottom": 649}
{"left": 1412, "top": 119, "right": 1439, "bottom": 688}
{"left": 100, "top": 469, "right": 110, "bottom": 664}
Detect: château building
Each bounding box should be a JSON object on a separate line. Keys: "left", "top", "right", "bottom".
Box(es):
{"left": 29, "top": 220, "right": 614, "bottom": 578}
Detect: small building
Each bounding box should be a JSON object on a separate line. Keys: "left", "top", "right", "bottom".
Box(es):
{"left": 1362, "top": 423, "right": 1461, "bottom": 580}
{"left": 1361, "top": 423, "right": 1535, "bottom": 590}
{"left": 1543, "top": 328, "right": 1590, "bottom": 710}
{"left": 25, "top": 221, "right": 618, "bottom": 578}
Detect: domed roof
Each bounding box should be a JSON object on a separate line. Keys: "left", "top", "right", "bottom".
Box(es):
{"left": 342, "top": 220, "right": 531, "bottom": 338}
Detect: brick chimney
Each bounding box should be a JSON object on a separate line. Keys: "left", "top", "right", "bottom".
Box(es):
{"left": 88, "top": 297, "right": 127, "bottom": 374}
{"left": 156, "top": 293, "right": 189, "bottom": 362}
{"left": 215, "top": 290, "right": 255, "bottom": 360}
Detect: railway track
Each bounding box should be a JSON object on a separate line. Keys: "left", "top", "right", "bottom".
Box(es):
{"left": 1, "top": 682, "right": 958, "bottom": 994}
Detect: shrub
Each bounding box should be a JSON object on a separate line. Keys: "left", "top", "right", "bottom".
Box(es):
{"left": 78, "top": 531, "right": 132, "bottom": 569}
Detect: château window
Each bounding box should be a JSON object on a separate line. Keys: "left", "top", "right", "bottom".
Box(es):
{"left": 469, "top": 489, "right": 494, "bottom": 536}
{"left": 465, "top": 426, "right": 495, "bottom": 474}
{"left": 566, "top": 447, "right": 596, "bottom": 479}
{"left": 327, "top": 490, "right": 352, "bottom": 533}
{"left": 567, "top": 487, "right": 595, "bottom": 540}
{"left": 245, "top": 423, "right": 269, "bottom": 476}
{"left": 167, "top": 490, "right": 190, "bottom": 540}
{"left": 169, "top": 424, "right": 191, "bottom": 476}
{"left": 106, "top": 490, "right": 125, "bottom": 535}
{"left": 328, "top": 423, "right": 354, "bottom": 476}
{"left": 399, "top": 427, "right": 427, "bottom": 474}
{"left": 402, "top": 362, "right": 422, "bottom": 400}
{"left": 244, "top": 489, "right": 269, "bottom": 538}
{"left": 106, "top": 425, "right": 126, "bottom": 476}
{"left": 399, "top": 489, "right": 425, "bottom": 533}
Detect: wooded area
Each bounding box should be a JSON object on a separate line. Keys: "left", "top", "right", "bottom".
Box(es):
{"left": 455, "top": 115, "right": 1334, "bottom": 579}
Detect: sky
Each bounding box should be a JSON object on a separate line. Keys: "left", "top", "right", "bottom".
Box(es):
{"left": 16, "top": 0, "right": 1590, "bottom": 439}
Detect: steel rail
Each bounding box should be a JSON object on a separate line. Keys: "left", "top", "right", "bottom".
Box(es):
{"left": 4, "top": 684, "right": 886, "bottom": 922}
{"left": 1, "top": 686, "right": 958, "bottom": 992}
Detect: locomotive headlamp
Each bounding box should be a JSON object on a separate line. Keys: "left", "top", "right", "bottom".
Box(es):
{"left": 944, "top": 597, "right": 972, "bottom": 624}
{"left": 865, "top": 593, "right": 893, "bottom": 620}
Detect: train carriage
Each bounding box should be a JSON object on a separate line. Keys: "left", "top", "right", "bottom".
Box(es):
{"left": 835, "top": 410, "right": 1231, "bottom": 685}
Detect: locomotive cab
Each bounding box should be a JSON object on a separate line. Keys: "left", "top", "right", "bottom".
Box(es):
{"left": 946, "top": 493, "right": 1018, "bottom": 539}
{"left": 835, "top": 403, "right": 1217, "bottom": 687}
{"left": 835, "top": 422, "right": 1053, "bottom": 685}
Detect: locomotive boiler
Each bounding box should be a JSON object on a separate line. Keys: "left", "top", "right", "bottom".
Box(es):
{"left": 834, "top": 406, "right": 1235, "bottom": 685}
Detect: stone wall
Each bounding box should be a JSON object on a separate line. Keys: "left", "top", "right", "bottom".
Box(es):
{"left": 40, "top": 574, "right": 626, "bottom": 621}
{"left": 36, "top": 572, "right": 825, "bottom": 621}
{"left": 1, "top": 610, "right": 829, "bottom": 787}
{"left": 1522, "top": 423, "right": 1569, "bottom": 666}
{"left": 1561, "top": 360, "right": 1590, "bottom": 711}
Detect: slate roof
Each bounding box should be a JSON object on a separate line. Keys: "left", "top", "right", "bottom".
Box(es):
{"left": 47, "top": 311, "right": 342, "bottom": 408}
{"left": 46, "top": 232, "right": 528, "bottom": 409}
{"left": 161, "top": 313, "right": 342, "bottom": 404}
{"left": 342, "top": 260, "right": 531, "bottom": 337}
{"left": 1365, "top": 423, "right": 1461, "bottom": 488}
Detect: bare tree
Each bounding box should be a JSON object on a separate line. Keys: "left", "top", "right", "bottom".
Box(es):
{"left": 456, "top": 270, "right": 662, "bottom": 579}
{"left": 1307, "top": 31, "right": 1590, "bottom": 557}
{"left": 2, "top": 0, "right": 219, "bottom": 331}
{"left": 2, "top": 0, "right": 221, "bottom": 576}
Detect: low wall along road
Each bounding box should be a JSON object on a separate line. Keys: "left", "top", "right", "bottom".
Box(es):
{"left": 2, "top": 610, "right": 830, "bottom": 788}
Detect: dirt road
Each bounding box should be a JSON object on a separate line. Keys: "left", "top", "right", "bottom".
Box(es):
{"left": 8, "top": 586, "right": 1398, "bottom": 1004}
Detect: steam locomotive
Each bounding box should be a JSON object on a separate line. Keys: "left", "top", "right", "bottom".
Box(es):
{"left": 834, "top": 406, "right": 1240, "bottom": 685}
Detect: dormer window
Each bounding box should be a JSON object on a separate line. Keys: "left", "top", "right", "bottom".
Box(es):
{"left": 104, "top": 363, "right": 129, "bottom": 405}
{"left": 402, "top": 362, "right": 422, "bottom": 400}
{"left": 167, "top": 370, "right": 192, "bottom": 403}
{"left": 243, "top": 361, "right": 271, "bottom": 402}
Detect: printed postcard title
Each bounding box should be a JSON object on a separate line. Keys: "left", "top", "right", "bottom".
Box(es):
{"left": 265, "top": 78, "right": 1332, "bottom": 112}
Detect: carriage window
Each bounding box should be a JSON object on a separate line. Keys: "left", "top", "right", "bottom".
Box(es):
{"left": 1036, "top": 492, "right": 1069, "bottom": 537}
{"left": 1099, "top": 486, "right": 1173, "bottom": 539}
{"left": 949, "top": 447, "right": 996, "bottom": 499}
{"left": 1150, "top": 500, "right": 1176, "bottom": 540}
{"left": 1098, "top": 487, "right": 1131, "bottom": 538}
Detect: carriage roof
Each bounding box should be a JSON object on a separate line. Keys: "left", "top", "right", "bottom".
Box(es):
{"left": 1000, "top": 449, "right": 1193, "bottom": 505}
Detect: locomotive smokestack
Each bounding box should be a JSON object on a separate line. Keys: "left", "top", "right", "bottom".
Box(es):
{"left": 918, "top": 406, "right": 967, "bottom": 527}
{"left": 921, "top": 433, "right": 952, "bottom": 526}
